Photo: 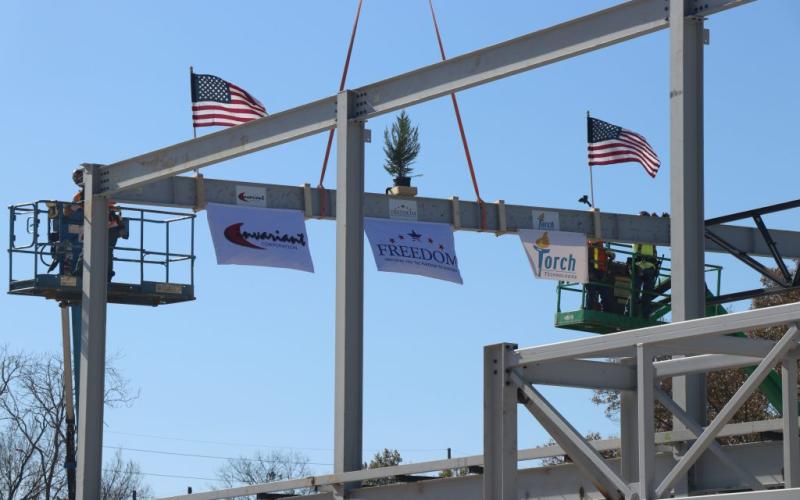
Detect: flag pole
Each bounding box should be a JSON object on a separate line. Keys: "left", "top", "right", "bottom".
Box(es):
{"left": 189, "top": 66, "right": 196, "bottom": 139}
{"left": 190, "top": 66, "right": 201, "bottom": 182}
{"left": 587, "top": 111, "right": 596, "bottom": 209}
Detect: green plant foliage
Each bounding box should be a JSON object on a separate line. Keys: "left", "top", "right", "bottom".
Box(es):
{"left": 383, "top": 111, "right": 421, "bottom": 179}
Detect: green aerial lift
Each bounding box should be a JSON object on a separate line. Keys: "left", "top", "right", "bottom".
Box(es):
{"left": 554, "top": 243, "right": 788, "bottom": 413}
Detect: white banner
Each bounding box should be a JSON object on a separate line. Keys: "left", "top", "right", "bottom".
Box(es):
{"left": 519, "top": 229, "right": 587, "bottom": 283}
{"left": 364, "top": 218, "right": 462, "bottom": 284}
{"left": 206, "top": 203, "right": 314, "bottom": 272}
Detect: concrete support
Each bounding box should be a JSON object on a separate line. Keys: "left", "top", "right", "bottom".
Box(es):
{"left": 670, "top": 1, "right": 706, "bottom": 493}
{"left": 483, "top": 343, "right": 518, "bottom": 500}
{"left": 76, "top": 164, "right": 109, "bottom": 499}
{"left": 333, "top": 91, "right": 365, "bottom": 479}
{"left": 782, "top": 357, "right": 800, "bottom": 487}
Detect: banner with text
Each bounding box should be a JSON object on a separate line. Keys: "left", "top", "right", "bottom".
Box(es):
{"left": 519, "top": 229, "right": 587, "bottom": 283}
{"left": 206, "top": 203, "right": 314, "bottom": 272}
{"left": 364, "top": 218, "right": 462, "bottom": 284}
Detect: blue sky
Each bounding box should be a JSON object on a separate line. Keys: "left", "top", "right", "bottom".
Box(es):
{"left": 1, "top": 0, "right": 799, "bottom": 496}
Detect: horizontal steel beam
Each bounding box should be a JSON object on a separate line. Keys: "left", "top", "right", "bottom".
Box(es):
{"left": 96, "top": 97, "right": 337, "bottom": 195}
{"left": 518, "top": 352, "right": 785, "bottom": 390}
{"left": 112, "top": 177, "right": 800, "bottom": 259}
{"left": 512, "top": 302, "right": 800, "bottom": 366}
{"left": 517, "top": 359, "right": 635, "bottom": 390}
{"left": 654, "top": 354, "right": 762, "bottom": 378}
{"left": 665, "top": 336, "right": 778, "bottom": 358}
{"left": 96, "top": 0, "right": 753, "bottom": 195}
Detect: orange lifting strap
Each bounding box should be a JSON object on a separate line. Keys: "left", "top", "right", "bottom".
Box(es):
{"left": 316, "top": 0, "right": 488, "bottom": 230}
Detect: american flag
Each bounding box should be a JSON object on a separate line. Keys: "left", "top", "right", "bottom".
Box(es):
{"left": 587, "top": 117, "right": 660, "bottom": 178}
{"left": 191, "top": 73, "right": 267, "bottom": 128}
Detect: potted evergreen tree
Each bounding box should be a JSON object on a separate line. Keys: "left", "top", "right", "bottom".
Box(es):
{"left": 383, "top": 111, "right": 421, "bottom": 196}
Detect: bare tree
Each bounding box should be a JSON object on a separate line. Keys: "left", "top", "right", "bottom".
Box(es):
{"left": 101, "top": 449, "right": 152, "bottom": 500}
{"left": 216, "top": 450, "right": 311, "bottom": 497}
{"left": 591, "top": 264, "right": 798, "bottom": 443}
{"left": 0, "top": 346, "right": 146, "bottom": 499}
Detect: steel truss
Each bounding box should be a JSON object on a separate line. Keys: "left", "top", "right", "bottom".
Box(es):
{"left": 485, "top": 302, "right": 800, "bottom": 499}
{"left": 705, "top": 199, "right": 800, "bottom": 304}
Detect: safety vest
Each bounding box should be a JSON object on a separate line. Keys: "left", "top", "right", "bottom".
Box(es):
{"left": 633, "top": 243, "right": 657, "bottom": 270}
{"left": 590, "top": 242, "right": 608, "bottom": 272}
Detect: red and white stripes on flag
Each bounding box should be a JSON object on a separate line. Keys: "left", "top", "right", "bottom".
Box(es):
{"left": 191, "top": 73, "right": 267, "bottom": 128}
{"left": 587, "top": 117, "right": 660, "bottom": 178}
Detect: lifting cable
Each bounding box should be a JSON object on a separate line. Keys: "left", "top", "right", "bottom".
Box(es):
{"left": 317, "top": 0, "right": 364, "bottom": 219}
{"left": 428, "top": 0, "right": 487, "bottom": 230}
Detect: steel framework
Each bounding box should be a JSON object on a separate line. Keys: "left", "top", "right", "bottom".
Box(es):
{"left": 484, "top": 302, "right": 800, "bottom": 499}
{"left": 58, "top": 0, "right": 800, "bottom": 498}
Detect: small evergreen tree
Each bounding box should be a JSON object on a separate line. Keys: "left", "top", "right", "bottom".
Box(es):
{"left": 383, "top": 111, "right": 421, "bottom": 180}
{"left": 362, "top": 448, "right": 403, "bottom": 486}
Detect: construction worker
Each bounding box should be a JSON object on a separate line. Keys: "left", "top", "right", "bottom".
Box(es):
{"left": 630, "top": 211, "right": 658, "bottom": 317}
{"left": 586, "top": 240, "right": 612, "bottom": 312}
{"left": 60, "top": 167, "right": 126, "bottom": 280}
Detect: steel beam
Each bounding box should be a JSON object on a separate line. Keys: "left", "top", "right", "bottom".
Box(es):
{"left": 654, "top": 387, "right": 764, "bottom": 491}
{"left": 654, "top": 354, "right": 763, "bottom": 378}
{"left": 665, "top": 336, "right": 778, "bottom": 358}
{"left": 482, "top": 344, "right": 518, "bottom": 500}
{"left": 76, "top": 164, "right": 109, "bottom": 499}
{"left": 782, "top": 357, "right": 800, "bottom": 487}
{"left": 113, "top": 177, "right": 800, "bottom": 259}
{"left": 95, "top": 0, "right": 755, "bottom": 195}
{"left": 656, "top": 325, "right": 800, "bottom": 497}
{"left": 512, "top": 371, "right": 631, "bottom": 499}
{"left": 512, "top": 302, "right": 800, "bottom": 366}
{"left": 669, "top": 3, "right": 707, "bottom": 491}
{"left": 516, "top": 358, "right": 635, "bottom": 391}
{"left": 333, "top": 91, "right": 365, "bottom": 479}
{"left": 637, "top": 344, "right": 657, "bottom": 499}
{"left": 619, "top": 357, "right": 639, "bottom": 485}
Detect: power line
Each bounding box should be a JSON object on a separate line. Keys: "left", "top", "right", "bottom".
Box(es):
{"left": 106, "top": 429, "right": 450, "bottom": 453}
{"left": 104, "top": 445, "right": 334, "bottom": 467}
{"left": 106, "top": 429, "right": 333, "bottom": 451}
{"left": 103, "top": 468, "right": 222, "bottom": 483}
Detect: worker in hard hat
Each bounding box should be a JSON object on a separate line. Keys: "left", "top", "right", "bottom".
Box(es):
{"left": 586, "top": 240, "right": 612, "bottom": 312}
{"left": 630, "top": 211, "right": 659, "bottom": 317}
{"left": 58, "top": 167, "right": 126, "bottom": 280}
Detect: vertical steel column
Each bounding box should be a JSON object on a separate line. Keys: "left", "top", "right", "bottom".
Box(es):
{"left": 783, "top": 357, "right": 800, "bottom": 487}
{"left": 483, "top": 343, "right": 518, "bottom": 500}
{"left": 637, "top": 344, "right": 656, "bottom": 499}
{"left": 334, "top": 90, "right": 365, "bottom": 478}
{"left": 620, "top": 389, "right": 639, "bottom": 484}
{"left": 76, "top": 164, "right": 109, "bottom": 499}
{"left": 670, "top": 1, "right": 706, "bottom": 493}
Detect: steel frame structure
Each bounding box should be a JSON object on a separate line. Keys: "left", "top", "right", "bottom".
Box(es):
{"left": 484, "top": 302, "right": 800, "bottom": 499}
{"left": 64, "top": 0, "right": 793, "bottom": 498}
